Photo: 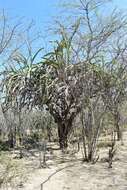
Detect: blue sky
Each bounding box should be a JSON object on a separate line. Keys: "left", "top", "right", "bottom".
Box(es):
{"left": 0, "top": 0, "right": 127, "bottom": 30}
{"left": 0, "top": 0, "right": 127, "bottom": 54}
{"left": 0, "top": 0, "right": 126, "bottom": 68}
{"left": 0, "top": 0, "right": 60, "bottom": 30}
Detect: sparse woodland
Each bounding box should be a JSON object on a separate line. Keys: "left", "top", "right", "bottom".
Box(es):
{"left": 0, "top": 0, "right": 127, "bottom": 189}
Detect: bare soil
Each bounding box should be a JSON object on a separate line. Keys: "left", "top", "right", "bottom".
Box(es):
{"left": 1, "top": 132, "right": 127, "bottom": 190}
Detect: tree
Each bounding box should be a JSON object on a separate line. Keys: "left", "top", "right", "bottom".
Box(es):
{"left": 102, "top": 60, "right": 127, "bottom": 140}
{"left": 2, "top": 0, "right": 127, "bottom": 152}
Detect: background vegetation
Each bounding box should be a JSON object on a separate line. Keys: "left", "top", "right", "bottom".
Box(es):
{"left": 0, "top": 0, "right": 127, "bottom": 188}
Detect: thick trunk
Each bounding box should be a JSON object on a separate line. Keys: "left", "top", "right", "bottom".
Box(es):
{"left": 8, "top": 129, "right": 15, "bottom": 148}
{"left": 88, "top": 150, "right": 93, "bottom": 162}
{"left": 58, "top": 123, "right": 68, "bottom": 149}
{"left": 55, "top": 113, "right": 75, "bottom": 149}
{"left": 8, "top": 125, "right": 18, "bottom": 149}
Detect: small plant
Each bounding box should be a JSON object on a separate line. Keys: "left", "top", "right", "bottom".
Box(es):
{"left": 0, "top": 153, "right": 27, "bottom": 189}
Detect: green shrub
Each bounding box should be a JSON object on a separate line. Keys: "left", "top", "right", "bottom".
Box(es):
{"left": 0, "top": 141, "right": 10, "bottom": 151}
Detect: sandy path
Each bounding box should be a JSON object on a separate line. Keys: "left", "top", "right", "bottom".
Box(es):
{"left": 39, "top": 156, "right": 127, "bottom": 190}
{"left": 22, "top": 147, "right": 127, "bottom": 190}
{"left": 25, "top": 133, "right": 127, "bottom": 190}
{"left": 4, "top": 132, "right": 127, "bottom": 190}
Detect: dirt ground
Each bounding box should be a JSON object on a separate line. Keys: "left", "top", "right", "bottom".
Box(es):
{"left": 1, "top": 132, "right": 127, "bottom": 190}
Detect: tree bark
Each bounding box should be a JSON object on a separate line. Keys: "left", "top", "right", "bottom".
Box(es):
{"left": 8, "top": 129, "right": 14, "bottom": 148}
{"left": 114, "top": 111, "right": 122, "bottom": 141}
{"left": 58, "top": 123, "right": 68, "bottom": 149}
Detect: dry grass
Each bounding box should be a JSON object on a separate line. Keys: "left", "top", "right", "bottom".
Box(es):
{"left": 0, "top": 152, "right": 27, "bottom": 189}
